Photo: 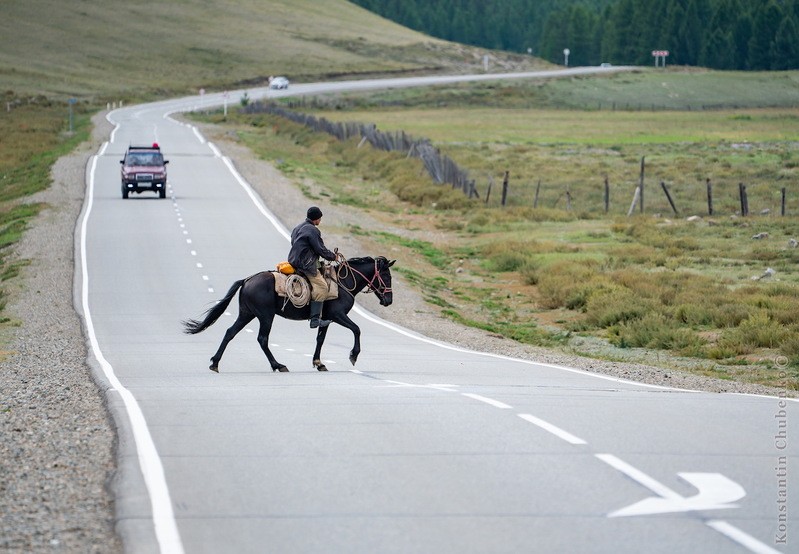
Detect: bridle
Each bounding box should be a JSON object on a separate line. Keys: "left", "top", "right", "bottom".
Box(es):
{"left": 335, "top": 255, "right": 392, "bottom": 302}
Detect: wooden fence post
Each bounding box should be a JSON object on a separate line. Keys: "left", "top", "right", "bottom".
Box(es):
{"left": 660, "top": 181, "right": 678, "bottom": 215}
{"left": 604, "top": 176, "right": 609, "bottom": 213}
{"left": 782, "top": 187, "right": 786, "bottom": 216}
{"left": 739, "top": 183, "right": 749, "bottom": 216}
{"left": 501, "top": 171, "right": 509, "bottom": 207}
{"left": 534, "top": 179, "right": 541, "bottom": 208}
{"left": 706, "top": 178, "right": 713, "bottom": 215}
{"left": 485, "top": 176, "right": 493, "bottom": 205}
{"left": 566, "top": 186, "right": 572, "bottom": 211}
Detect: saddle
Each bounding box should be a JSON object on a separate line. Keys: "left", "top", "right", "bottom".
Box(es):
{"left": 272, "top": 264, "right": 338, "bottom": 307}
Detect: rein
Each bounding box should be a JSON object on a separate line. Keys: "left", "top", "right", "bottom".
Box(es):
{"left": 335, "top": 254, "right": 392, "bottom": 302}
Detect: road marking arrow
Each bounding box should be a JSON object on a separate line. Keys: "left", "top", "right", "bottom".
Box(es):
{"left": 596, "top": 454, "right": 746, "bottom": 517}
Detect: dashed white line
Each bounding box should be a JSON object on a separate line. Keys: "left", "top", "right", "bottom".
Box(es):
{"left": 517, "top": 413, "right": 587, "bottom": 445}
{"left": 706, "top": 520, "right": 781, "bottom": 554}
{"left": 595, "top": 454, "right": 681, "bottom": 500}
{"left": 462, "top": 393, "right": 512, "bottom": 409}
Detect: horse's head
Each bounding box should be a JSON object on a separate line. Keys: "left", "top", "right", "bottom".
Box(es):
{"left": 374, "top": 256, "right": 395, "bottom": 307}
{"left": 342, "top": 256, "right": 395, "bottom": 306}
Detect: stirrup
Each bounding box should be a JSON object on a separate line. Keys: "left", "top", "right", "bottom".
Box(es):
{"left": 310, "top": 317, "right": 331, "bottom": 329}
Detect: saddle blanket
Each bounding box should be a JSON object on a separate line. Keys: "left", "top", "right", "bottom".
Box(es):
{"left": 272, "top": 271, "right": 339, "bottom": 303}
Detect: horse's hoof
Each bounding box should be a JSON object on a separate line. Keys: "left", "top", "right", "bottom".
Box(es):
{"left": 209, "top": 364, "right": 219, "bottom": 373}
{"left": 349, "top": 355, "right": 358, "bottom": 366}
{"left": 275, "top": 366, "right": 289, "bottom": 373}
{"left": 316, "top": 365, "right": 328, "bottom": 372}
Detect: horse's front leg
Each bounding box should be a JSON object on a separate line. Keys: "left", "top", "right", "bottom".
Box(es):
{"left": 334, "top": 314, "right": 361, "bottom": 366}
{"left": 312, "top": 326, "right": 331, "bottom": 371}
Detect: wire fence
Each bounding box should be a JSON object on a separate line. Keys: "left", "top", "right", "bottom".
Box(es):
{"left": 243, "top": 101, "right": 476, "bottom": 197}
{"left": 243, "top": 101, "right": 795, "bottom": 216}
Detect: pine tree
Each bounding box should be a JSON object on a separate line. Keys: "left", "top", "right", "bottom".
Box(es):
{"left": 771, "top": 15, "right": 799, "bottom": 69}
{"left": 748, "top": 0, "right": 783, "bottom": 70}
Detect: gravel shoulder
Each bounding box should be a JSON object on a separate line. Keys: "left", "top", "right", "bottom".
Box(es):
{"left": 0, "top": 108, "right": 791, "bottom": 553}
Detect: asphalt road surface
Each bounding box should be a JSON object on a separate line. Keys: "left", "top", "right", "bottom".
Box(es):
{"left": 78, "top": 70, "right": 798, "bottom": 553}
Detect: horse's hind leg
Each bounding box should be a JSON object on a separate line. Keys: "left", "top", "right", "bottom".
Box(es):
{"left": 256, "top": 316, "right": 288, "bottom": 372}
{"left": 210, "top": 312, "right": 253, "bottom": 372}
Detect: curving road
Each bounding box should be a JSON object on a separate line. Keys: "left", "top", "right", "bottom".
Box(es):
{"left": 78, "top": 70, "right": 797, "bottom": 553}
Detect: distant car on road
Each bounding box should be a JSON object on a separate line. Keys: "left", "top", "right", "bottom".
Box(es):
{"left": 120, "top": 143, "right": 168, "bottom": 199}
{"left": 600, "top": 63, "right": 612, "bottom": 68}
{"left": 269, "top": 76, "right": 289, "bottom": 89}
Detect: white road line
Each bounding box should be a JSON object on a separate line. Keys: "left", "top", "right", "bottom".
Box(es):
{"left": 706, "top": 520, "right": 782, "bottom": 554}
{"left": 191, "top": 125, "right": 205, "bottom": 144}
{"left": 517, "top": 413, "right": 587, "bottom": 445}
{"left": 597, "top": 456, "right": 771, "bottom": 553}
{"left": 462, "top": 393, "right": 512, "bottom": 409}
{"left": 83, "top": 153, "right": 184, "bottom": 553}
{"left": 595, "top": 453, "right": 681, "bottom": 500}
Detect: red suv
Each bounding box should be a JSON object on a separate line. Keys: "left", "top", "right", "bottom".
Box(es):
{"left": 120, "top": 143, "right": 168, "bottom": 199}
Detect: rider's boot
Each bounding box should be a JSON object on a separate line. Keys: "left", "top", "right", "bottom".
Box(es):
{"left": 309, "top": 301, "right": 331, "bottom": 328}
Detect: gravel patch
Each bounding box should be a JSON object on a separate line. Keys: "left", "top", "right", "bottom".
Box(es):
{"left": 0, "top": 107, "right": 791, "bottom": 553}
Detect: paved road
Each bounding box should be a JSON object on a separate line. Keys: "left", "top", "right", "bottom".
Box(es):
{"left": 79, "top": 70, "right": 798, "bottom": 553}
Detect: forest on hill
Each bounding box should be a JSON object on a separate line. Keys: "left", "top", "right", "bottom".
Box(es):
{"left": 350, "top": 0, "right": 799, "bottom": 70}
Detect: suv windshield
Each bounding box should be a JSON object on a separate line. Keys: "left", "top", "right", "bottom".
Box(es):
{"left": 127, "top": 153, "right": 163, "bottom": 166}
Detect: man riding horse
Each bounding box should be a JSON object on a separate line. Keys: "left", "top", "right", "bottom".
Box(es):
{"left": 288, "top": 206, "right": 337, "bottom": 328}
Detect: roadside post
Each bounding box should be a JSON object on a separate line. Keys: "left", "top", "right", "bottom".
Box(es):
{"left": 563, "top": 48, "right": 570, "bottom": 67}
{"left": 652, "top": 50, "right": 669, "bottom": 67}
{"left": 68, "top": 98, "right": 76, "bottom": 133}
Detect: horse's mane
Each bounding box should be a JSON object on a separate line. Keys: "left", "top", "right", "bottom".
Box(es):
{"left": 347, "top": 256, "right": 376, "bottom": 265}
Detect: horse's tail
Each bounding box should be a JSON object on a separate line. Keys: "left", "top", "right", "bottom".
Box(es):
{"left": 182, "top": 279, "right": 246, "bottom": 334}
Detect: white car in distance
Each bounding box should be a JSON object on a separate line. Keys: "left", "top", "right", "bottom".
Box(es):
{"left": 269, "top": 76, "right": 289, "bottom": 89}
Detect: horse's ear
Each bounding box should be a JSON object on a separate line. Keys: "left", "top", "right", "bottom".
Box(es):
{"left": 388, "top": 259, "right": 396, "bottom": 267}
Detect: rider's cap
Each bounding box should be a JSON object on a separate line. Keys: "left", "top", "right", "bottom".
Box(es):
{"left": 307, "top": 206, "right": 323, "bottom": 220}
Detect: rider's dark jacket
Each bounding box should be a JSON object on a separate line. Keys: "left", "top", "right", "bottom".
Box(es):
{"left": 288, "top": 218, "right": 336, "bottom": 276}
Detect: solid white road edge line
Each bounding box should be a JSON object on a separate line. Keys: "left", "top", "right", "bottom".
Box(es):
{"left": 83, "top": 151, "right": 184, "bottom": 554}
{"left": 193, "top": 98, "right": 799, "bottom": 403}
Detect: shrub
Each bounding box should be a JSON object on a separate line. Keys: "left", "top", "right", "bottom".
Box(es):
{"left": 584, "top": 286, "right": 651, "bottom": 327}
{"left": 609, "top": 313, "right": 705, "bottom": 351}
{"left": 718, "top": 311, "right": 789, "bottom": 353}
{"left": 536, "top": 260, "right": 602, "bottom": 310}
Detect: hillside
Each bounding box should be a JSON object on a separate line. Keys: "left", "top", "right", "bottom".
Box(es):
{"left": 0, "top": 0, "right": 547, "bottom": 101}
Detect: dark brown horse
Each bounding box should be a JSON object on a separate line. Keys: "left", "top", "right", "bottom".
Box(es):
{"left": 182, "top": 256, "right": 394, "bottom": 372}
